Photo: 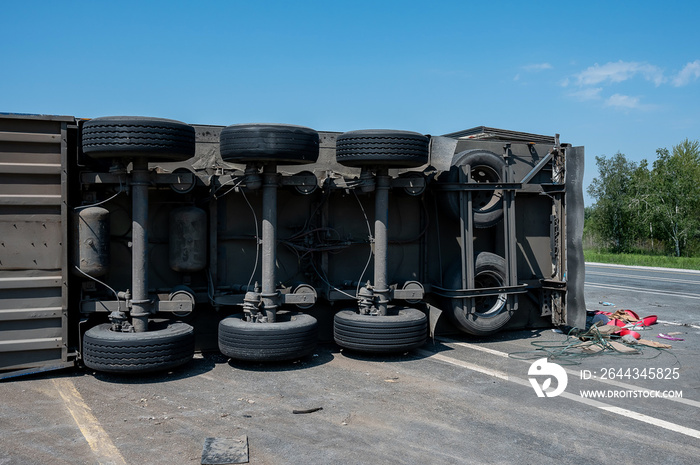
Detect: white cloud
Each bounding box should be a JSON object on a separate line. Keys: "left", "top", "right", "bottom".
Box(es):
{"left": 605, "top": 93, "right": 641, "bottom": 109}
{"left": 672, "top": 60, "right": 700, "bottom": 86}
{"left": 571, "top": 60, "right": 665, "bottom": 87}
{"left": 522, "top": 63, "right": 552, "bottom": 72}
{"left": 568, "top": 87, "right": 603, "bottom": 101}
{"left": 563, "top": 59, "right": 699, "bottom": 110}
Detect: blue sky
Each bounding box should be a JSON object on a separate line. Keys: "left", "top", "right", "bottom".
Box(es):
{"left": 2, "top": 1, "right": 699, "bottom": 204}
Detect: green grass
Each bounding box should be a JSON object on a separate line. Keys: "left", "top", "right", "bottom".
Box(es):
{"left": 584, "top": 250, "right": 700, "bottom": 270}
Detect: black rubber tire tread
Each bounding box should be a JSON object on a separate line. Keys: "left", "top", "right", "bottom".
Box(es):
{"left": 82, "top": 116, "right": 196, "bottom": 161}
{"left": 82, "top": 322, "right": 195, "bottom": 373}
{"left": 333, "top": 308, "right": 427, "bottom": 353}
{"left": 335, "top": 129, "right": 429, "bottom": 168}
{"left": 444, "top": 149, "right": 506, "bottom": 228}
{"left": 220, "top": 124, "right": 319, "bottom": 164}
{"left": 218, "top": 311, "right": 318, "bottom": 362}
{"left": 448, "top": 252, "right": 512, "bottom": 336}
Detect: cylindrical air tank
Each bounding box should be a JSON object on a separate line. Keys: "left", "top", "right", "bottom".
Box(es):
{"left": 73, "top": 206, "right": 110, "bottom": 277}
{"left": 169, "top": 206, "right": 207, "bottom": 272}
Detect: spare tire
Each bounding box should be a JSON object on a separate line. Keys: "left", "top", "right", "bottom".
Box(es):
{"left": 448, "top": 252, "right": 512, "bottom": 336}
{"left": 220, "top": 123, "right": 319, "bottom": 164}
{"left": 335, "top": 129, "right": 429, "bottom": 168}
{"left": 443, "top": 150, "right": 506, "bottom": 228}
{"left": 82, "top": 116, "right": 196, "bottom": 161}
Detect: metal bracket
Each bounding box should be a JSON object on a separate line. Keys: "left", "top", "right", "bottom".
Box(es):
{"left": 519, "top": 152, "right": 553, "bottom": 185}
{"left": 429, "top": 284, "right": 528, "bottom": 299}
{"left": 432, "top": 182, "right": 522, "bottom": 191}
{"left": 80, "top": 171, "right": 196, "bottom": 188}
{"left": 282, "top": 288, "right": 317, "bottom": 307}
{"left": 80, "top": 299, "right": 194, "bottom": 314}
{"left": 541, "top": 279, "right": 567, "bottom": 291}
{"left": 279, "top": 172, "right": 319, "bottom": 193}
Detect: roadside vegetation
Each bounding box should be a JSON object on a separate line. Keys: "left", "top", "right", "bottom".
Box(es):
{"left": 584, "top": 250, "right": 700, "bottom": 270}
{"left": 584, "top": 138, "right": 700, "bottom": 269}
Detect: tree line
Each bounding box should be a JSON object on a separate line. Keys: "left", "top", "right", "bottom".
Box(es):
{"left": 585, "top": 138, "right": 700, "bottom": 257}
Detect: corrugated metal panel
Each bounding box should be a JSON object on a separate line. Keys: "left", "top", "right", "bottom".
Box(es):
{"left": 0, "top": 114, "right": 74, "bottom": 375}
{"left": 442, "top": 126, "right": 556, "bottom": 144}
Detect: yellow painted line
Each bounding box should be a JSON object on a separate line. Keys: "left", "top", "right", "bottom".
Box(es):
{"left": 53, "top": 378, "right": 127, "bottom": 465}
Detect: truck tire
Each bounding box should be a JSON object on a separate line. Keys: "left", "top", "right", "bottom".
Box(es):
{"left": 82, "top": 116, "right": 196, "bottom": 161}
{"left": 448, "top": 252, "right": 512, "bottom": 336}
{"left": 335, "top": 129, "right": 429, "bottom": 168}
{"left": 220, "top": 124, "right": 319, "bottom": 164}
{"left": 218, "top": 312, "right": 318, "bottom": 362}
{"left": 82, "top": 321, "right": 195, "bottom": 373}
{"left": 444, "top": 150, "right": 506, "bottom": 228}
{"left": 333, "top": 308, "right": 427, "bottom": 353}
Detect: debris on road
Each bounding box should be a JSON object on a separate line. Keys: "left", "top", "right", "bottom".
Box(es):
{"left": 658, "top": 333, "right": 685, "bottom": 341}
{"left": 608, "top": 340, "right": 639, "bottom": 354}
{"left": 201, "top": 436, "right": 249, "bottom": 464}
{"left": 637, "top": 339, "right": 672, "bottom": 349}
{"left": 292, "top": 407, "right": 323, "bottom": 414}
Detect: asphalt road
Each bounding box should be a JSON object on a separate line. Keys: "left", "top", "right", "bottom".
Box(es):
{"left": 584, "top": 262, "right": 700, "bottom": 325}
{"left": 1, "top": 263, "right": 698, "bottom": 464}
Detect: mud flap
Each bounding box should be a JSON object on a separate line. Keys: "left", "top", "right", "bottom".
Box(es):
{"left": 565, "top": 146, "right": 586, "bottom": 329}
{"left": 426, "top": 303, "right": 443, "bottom": 339}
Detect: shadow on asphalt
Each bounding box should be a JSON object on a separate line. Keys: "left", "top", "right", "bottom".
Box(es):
{"left": 225, "top": 344, "right": 336, "bottom": 372}
{"left": 90, "top": 353, "right": 220, "bottom": 384}
{"left": 333, "top": 343, "right": 435, "bottom": 363}
{"left": 2, "top": 330, "right": 551, "bottom": 384}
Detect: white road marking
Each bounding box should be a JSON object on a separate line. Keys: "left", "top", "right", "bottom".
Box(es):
{"left": 585, "top": 282, "right": 700, "bottom": 300}
{"left": 587, "top": 270, "right": 700, "bottom": 285}
{"left": 417, "top": 348, "right": 700, "bottom": 439}
{"left": 586, "top": 262, "right": 700, "bottom": 275}
{"left": 418, "top": 351, "right": 510, "bottom": 380}
{"left": 656, "top": 320, "right": 700, "bottom": 329}
{"left": 437, "top": 338, "right": 700, "bottom": 409}
{"left": 53, "top": 378, "right": 127, "bottom": 465}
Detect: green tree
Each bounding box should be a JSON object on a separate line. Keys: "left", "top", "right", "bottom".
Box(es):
{"left": 587, "top": 152, "right": 644, "bottom": 252}
{"left": 648, "top": 139, "right": 700, "bottom": 256}
{"left": 627, "top": 159, "right": 655, "bottom": 250}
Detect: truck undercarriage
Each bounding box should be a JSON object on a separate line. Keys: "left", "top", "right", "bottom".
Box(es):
{"left": 0, "top": 114, "right": 585, "bottom": 377}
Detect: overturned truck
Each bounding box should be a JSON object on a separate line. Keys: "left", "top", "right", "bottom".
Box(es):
{"left": 0, "top": 113, "right": 586, "bottom": 377}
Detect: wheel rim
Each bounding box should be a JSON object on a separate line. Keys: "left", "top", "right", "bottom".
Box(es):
{"left": 473, "top": 270, "right": 507, "bottom": 317}
{"left": 470, "top": 165, "right": 503, "bottom": 212}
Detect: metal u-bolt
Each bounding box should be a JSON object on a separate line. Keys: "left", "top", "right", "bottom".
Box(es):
{"left": 373, "top": 169, "right": 391, "bottom": 316}
{"left": 260, "top": 164, "right": 279, "bottom": 322}
{"left": 131, "top": 157, "right": 151, "bottom": 332}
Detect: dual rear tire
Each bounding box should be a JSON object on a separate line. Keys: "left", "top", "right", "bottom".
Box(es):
{"left": 82, "top": 321, "right": 195, "bottom": 373}
{"left": 218, "top": 312, "right": 318, "bottom": 362}
{"left": 334, "top": 308, "right": 428, "bottom": 353}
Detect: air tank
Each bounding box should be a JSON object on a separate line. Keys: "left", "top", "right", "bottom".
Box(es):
{"left": 169, "top": 206, "right": 207, "bottom": 272}
{"left": 72, "top": 206, "right": 110, "bottom": 277}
